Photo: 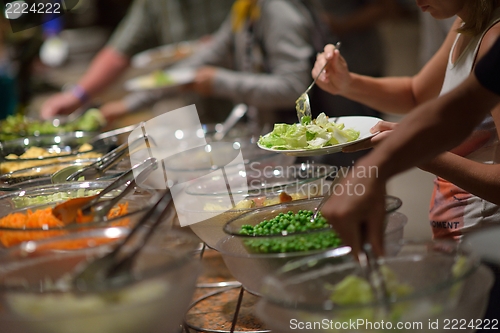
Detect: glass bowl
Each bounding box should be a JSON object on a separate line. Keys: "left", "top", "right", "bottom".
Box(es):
{"left": 178, "top": 165, "right": 339, "bottom": 249}
{"left": 214, "top": 196, "right": 404, "bottom": 295}
{"left": 185, "top": 163, "right": 336, "bottom": 197}
{"left": 255, "top": 240, "right": 488, "bottom": 333}
{"left": 0, "top": 181, "right": 156, "bottom": 249}
{"left": 162, "top": 140, "right": 295, "bottom": 183}
{"left": 0, "top": 227, "right": 202, "bottom": 333}
{"left": 0, "top": 132, "right": 116, "bottom": 174}
{"left": 0, "top": 159, "right": 99, "bottom": 188}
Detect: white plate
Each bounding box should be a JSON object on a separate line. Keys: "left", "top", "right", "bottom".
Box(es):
{"left": 131, "top": 40, "right": 199, "bottom": 69}
{"left": 257, "top": 116, "right": 382, "bottom": 157}
{"left": 124, "top": 68, "right": 196, "bottom": 92}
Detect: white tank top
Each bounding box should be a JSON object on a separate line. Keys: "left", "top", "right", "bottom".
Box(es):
{"left": 429, "top": 9, "right": 500, "bottom": 239}
{"left": 439, "top": 8, "right": 500, "bottom": 164}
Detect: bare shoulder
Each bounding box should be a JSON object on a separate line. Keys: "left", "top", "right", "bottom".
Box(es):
{"left": 478, "top": 21, "right": 500, "bottom": 59}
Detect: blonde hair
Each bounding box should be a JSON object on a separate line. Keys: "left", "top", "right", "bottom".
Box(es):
{"left": 458, "top": 0, "right": 498, "bottom": 35}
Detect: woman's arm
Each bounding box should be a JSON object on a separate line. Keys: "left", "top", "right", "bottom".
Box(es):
{"left": 314, "top": 18, "right": 461, "bottom": 115}
{"left": 420, "top": 150, "right": 500, "bottom": 205}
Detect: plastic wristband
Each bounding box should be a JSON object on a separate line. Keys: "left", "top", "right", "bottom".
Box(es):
{"left": 71, "top": 85, "right": 90, "bottom": 104}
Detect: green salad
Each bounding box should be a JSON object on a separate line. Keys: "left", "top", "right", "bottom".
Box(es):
{"left": 258, "top": 113, "right": 360, "bottom": 150}
{"left": 0, "top": 109, "right": 106, "bottom": 141}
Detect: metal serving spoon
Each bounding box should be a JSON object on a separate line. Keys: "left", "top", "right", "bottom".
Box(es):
{"left": 310, "top": 166, "right": 346, "bottom": 222}
{"left": 295, "top": 41, "right": 341, "bottom": 123}
{"left": 358, "top": 243, "right": 392, "bottom": 315}
{"left": 52, "top": 130, "right": 153, "bottom": 184}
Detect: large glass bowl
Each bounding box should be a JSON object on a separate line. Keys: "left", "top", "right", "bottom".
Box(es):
{"left": 255, "top": 240, "right": 487, "bottom": 333}
{"left": 178, "top": 164, "right": 339, "bottom": 249}
{"left": 0, "top": 132, "right": 116, "bottom": 174}
{"left": 162, "top": 140, "right": 295, "bottom": 183}
{"left": 214, "top": 196, "right": 405, "bottom": 295}
{"left": 185, "top": 163, "right": 336, "bottom": 197}
{"left": 0, "top": 227, "right": 202, "bottom": 333}
{"left": 0, "top": 181, "right": 156, "bottom": 249}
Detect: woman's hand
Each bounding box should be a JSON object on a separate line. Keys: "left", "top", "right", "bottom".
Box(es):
{"left": 342, "top": 120, "right": 397, "bottom": 152}
{"left": 321, "top": 167, "right": 388, "bottom": 257}
{"left": 312, "top": 44, "right": 352, "bottom": 96}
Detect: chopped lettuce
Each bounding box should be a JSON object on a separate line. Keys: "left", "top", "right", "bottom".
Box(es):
{"left": 258, "top": 113, "right": 360, "bottom": 150}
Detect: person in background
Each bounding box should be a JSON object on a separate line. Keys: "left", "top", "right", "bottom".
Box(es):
{"left": 313, "top": 0, "right": 500, "bottom": 242}
{"left": 40, "top": 0, "right": 234, "bottom": 120}
{"left": 86, "top": 0, "right": 332, "bottom": 132}
{"left": 320, "top": 36, "right": 500, "bottom": 325}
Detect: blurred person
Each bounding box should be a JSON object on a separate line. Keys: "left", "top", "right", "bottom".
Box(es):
{"left": 319, "top": 36, "right": 500, "bottom": 324}
{"left": 92, "top": 0, "right": 334, "bottom": 130}
{"left": 40, "top": 0, "right": 234, "bottom": 120}
{"left": 313, "top": 0, "right": 500, "bottom": 248}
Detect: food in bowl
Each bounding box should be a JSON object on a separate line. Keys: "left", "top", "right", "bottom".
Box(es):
{"left": 256, "top": 240, "right": 484, "bottom": 333}
{"left": 326, "top": 266, "right": 414, "bottom": 306}
{"left": 5, "top": 278, "right": 170, "bottom": 330}
{"left": 0, "top": 153, "right": 102, "bottom": 174}
{"left": 0, "top": 145, "right": 102, "bottom": 174}
{"left": 0, "top": 203, "right": 129, "bottom": 248}
{"left": 0, "top": 109, "right": 105, "bottom": 141}
{"left": 0, "top": 229, "right": 201, "bottom": 333}
{"left": 183, "top": 189, "right": 325, "bottom": 249}
{"left": 0, "top": 159, "right": 98, "bottom": 187}
{"left": 0, "top": 181, "right": 154, "bottom": 249}
{"left": 203, "top": 191, "right": 315, "bottom": 211}
{"left": 214, "top": 196, "right": 405, "bottom": 295}
{"left": 0, "top": 131, "right": 116, "bottom": 174}
{"left": 181, "top": 163, "right": 335, "bottom": 248}
{"left": 238, "top": 210, "right": 342, "bottom": 253}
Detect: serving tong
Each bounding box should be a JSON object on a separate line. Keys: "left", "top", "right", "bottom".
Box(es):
{"left": 63, "top": 128, "right": 153, "bottom": 182}
{"left": 358, "top": 243, "right": 392, "bottom": 316}
{"left": 52, "top": 157, "right": 158, "bottom": 225}
{"left": 314, "top": 166, "right": 392, "bottom": 313}
{"left": 310, "top": 167, "right": 345, "bottom": 222}
{"left": 71, "top": 188, "right": 174, "bottom": 291}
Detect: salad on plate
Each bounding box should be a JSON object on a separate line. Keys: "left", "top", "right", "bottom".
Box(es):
{"left": 258, "top": 113, "right": 360, "bottom": 150}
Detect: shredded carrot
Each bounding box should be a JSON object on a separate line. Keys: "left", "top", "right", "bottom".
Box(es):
{"left": 0, "top": 203, "right": 130, "bottom": 248}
